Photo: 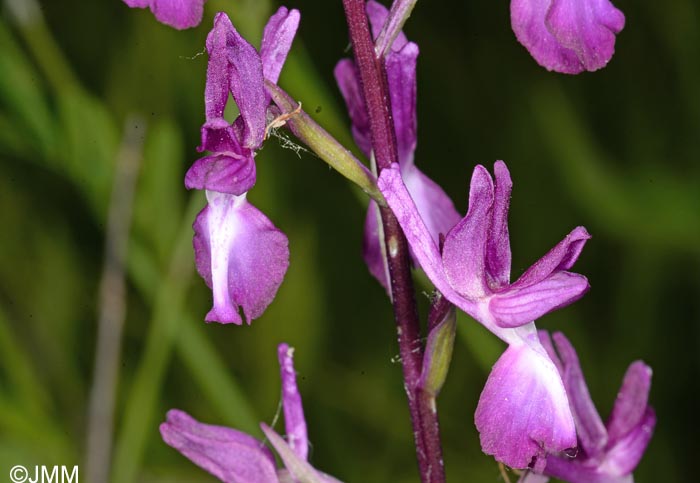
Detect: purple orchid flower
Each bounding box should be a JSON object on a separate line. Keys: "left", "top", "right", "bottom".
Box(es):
{"left": 378, "top": 160, "right": 592, "bottom": 468}
{"left": 518, "top": 332, "right": 656, "bottom": 483}
{"left": 511, "top": 0, "right": 626, "bottom": 74}
{"left": 122, "top": 0, "right": 207, "bottom": 30}
{"left": 161, "top": 344, "right": 342, "bottom": 483}
{"left": 188, "top": 9, "right": 300, "bottom": 324}
{"left": 334, "top": 0, "right": 460, "bottom": 291}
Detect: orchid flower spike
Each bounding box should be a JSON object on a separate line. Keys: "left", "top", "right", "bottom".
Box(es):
{"left": 122, "top": 0, "right": 207, "bottom": 30}
{"left": 379, "top": 160, "right": 592, "bottom": 468}
{"left": 518, "top": 332, "right": 656, "bottom": 483}
{"left": 161, "top": 344, "right": 342, "bottom": 483}
{"left": 511, "top": 0, "right": 626, "bottom": 74}
{"left": 188, "top": 9, "right": 300, "bottom": 324}
{"left": 334, "top": 0, "right": 460, "bottom": 292}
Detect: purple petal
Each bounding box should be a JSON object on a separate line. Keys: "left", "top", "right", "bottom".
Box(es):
{"left": 278, "top": 343, "right": 308, "bottom": 461}
{"left": 490, "top": 271, "right": 590, "bottom": 328}
{"left": 160, "top": 410, "right": 278, "bottom": 483}
{"left": 334, "top": 59, "right": 372, "bottom": 158}
{"left": 510, "top": 0, "right": 624, "bottom": 74}
{"left": 551, "top": 332, "right": 609, "bottom": 458}
{"left": 365, "top": 167, "right": 459, "bottom": 293}
{"left": 206, "top": 13, "right": 266, "bottom": 148}
{"left": 442, "top": 165, "right": 495, "bottom": 299}
{"left": 185, "top": 154, "right": 255, "bottom": 195}
{"left": 602, "top": 407, "right": 655, "bottom": 476}
{"left": 260, "top": 7, "right": 301, "bottom": 85}
{"left": 486, "top": 161, "right": 512, "bottom": 289}
{"left": 509, "top": 226, "right": 591, "bottom": 291}
{"left": 606, "top": 361, "right": 653, "bottom": 445}
{"left": 366, "top": 0, "right": 409, "bottom": 50}
{"left": 511, "top": 0, "right": 584, "bottom": 73}
{"left": 193, "top": 192, "right": 289, "bottom": 324}
{"left": 123, "top": 0, "right": 206, "bottom": 30}
{"left": 402, "top": 166, "right": 461, "bottom": 254}
{"left": 541, "top": 455, "right": 629, "bottom": 483}
{"left": 475, "top": 343, "right": 576, "bottom": 469}
{"left": 187, "top": 123, "right": 256, "bottom": 193}
{"left": 546, "top": 0, "right": 625, "bottom": 72}
{"left": 378, "top": 164, "right": 459, "bottom": 301}
{"left": 386, "top": 42, "right": 419, "bottom": 167}
{"left": 362, "top": 200, "right": 391, "bottom": 293}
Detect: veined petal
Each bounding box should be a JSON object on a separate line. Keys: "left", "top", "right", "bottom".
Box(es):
{"left": 606, "top": 361, "right": 653, "bottom": 445}
{"left": 160, "top": 410, "right": 278, "bottom": 483}
{"left": 602, "top": 408, "right": 656, "bottom": 476}
{"left": 206, "top": 13, "right": 266, "bottom": 148}
{"left": 193, "top": 192, "right": 289, "bottom": 324}
{"left": 334, "top": 59, "right": 372, "bottom": 158}
{"left": 364, "top": 165, "right": 459, "bottom": 293}
{"left": 205, "top": 14, "right": 236, "bottom": 120}
{"left": 490, "top": 271, "right": 589, "bottom": 328}
{"left": 260, "top": 7, "right": 301, "bottom": 85}
{"left": 278, "top": 343, "right": 308, "bottom": 461}
{"left": 442, "top": 165, "right": 494, "bottom": 299}
{"left": 402, "top": 166, "right": 461, "bottom": 252}
{"left": 185, "top": 152, "right": 256, "bottom": 195}
{"left": 378, "top": 164, "right": 457, "bottom": 300}
{"left": 123, "top": 0, "right": 206, "bottom": 30}
{"left": 486, "top": 161, "right": 512, "bottom": 289}
{"left": 546, "top": 0, "right": 625, "bottom": 72}
{"left": 386, "top": 42, "right": 419, "bottom": 168}
{"left": 552, "top": 332, "right": 608, "bottom": 458}
{"left": 509, "top": 226, "right": 590, "bottom": 291}
{"left": 475, "top": 342, "right": 576, "bottom": 469}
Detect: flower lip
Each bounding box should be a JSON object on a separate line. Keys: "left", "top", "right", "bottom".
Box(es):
{"left": 510, "top": 0, "right": 626, "bottom": 74}
{"left": 475, "top": 341, "right": 577, "bottom": 469}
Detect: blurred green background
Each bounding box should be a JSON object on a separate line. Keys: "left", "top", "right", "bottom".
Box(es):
{"left": 0, "top": 0, "right": 698, "bottom": 481}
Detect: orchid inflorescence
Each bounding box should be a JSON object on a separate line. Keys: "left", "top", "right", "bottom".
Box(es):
{"left": 122, "top": 0, "right": 652, "bottom": 482}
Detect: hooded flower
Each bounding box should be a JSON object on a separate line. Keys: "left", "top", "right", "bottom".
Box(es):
{"left": 511, "top": 0, "right": 626, "bottom": 74}
{"left": 188, "top": 9, "right": 300, "bottom": 324}
{"left": 518, "top": 332, "right": 656, "bottom": 483}
{"left": 334, "top": 0, "right": 460, "bottom": 291}
{"left": 122, "top": 0, "right": 207, "bottom": 30}
{"left": 378, "top": 160, "right": 591, "bottom": 468}
{"left": 161, "top": 344, "right": 342, "bottom": 483}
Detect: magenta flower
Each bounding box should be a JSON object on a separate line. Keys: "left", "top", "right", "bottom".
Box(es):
{"left": 334, "top": 0, "right": 460, "bottom": 291}
{"left": 379, "top": 160, "right": 591, "bottom": 468}
{"left": 122, "top": 0, "right": 207, "bottom": 30}
{"left": 161, "top": 344, "right": 342, "bottom": 483}
{"left": 518, "top": 332, "right": 656, "bottom": 483}
{"left": 188, "top": 9, "right": 300, "bottom": 324}
{"left": 511, "top": 0, "right": 626, "bottom": 74}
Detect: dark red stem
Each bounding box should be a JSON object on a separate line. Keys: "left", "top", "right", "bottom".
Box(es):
{"left": 341, "top": 1, "right": 445, "bottom": 481}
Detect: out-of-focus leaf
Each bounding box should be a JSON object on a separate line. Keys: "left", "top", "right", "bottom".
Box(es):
{"left": 0, "top": 18, "right": 55, "bottom": 158}
{"left": 176, "top": 321, "right": 259, "bottom": 433}
{"left": 132, "top": 119, "right": 184, "bottom": 265}
{"left": 57, "top": 91, "right": 120, "bottom": 218}
{"left": 532, "top": 82, "right": 700, "bottom": 252}
{"left": 0, "top": 305, "right": 51, "bottom": 418}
